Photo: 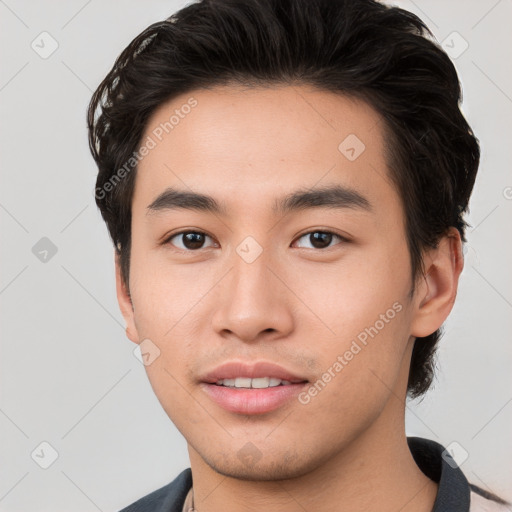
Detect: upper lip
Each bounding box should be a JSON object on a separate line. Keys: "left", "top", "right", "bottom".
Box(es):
{"left": 200, "top": 361, "right": 309, "bottom": 384}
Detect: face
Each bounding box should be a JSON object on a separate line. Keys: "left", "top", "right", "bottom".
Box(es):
{"left": 117, "top": 85, "right": 449, "bottom": 480}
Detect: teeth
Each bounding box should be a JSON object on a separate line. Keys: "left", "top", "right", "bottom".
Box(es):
{"left": 235, "top": 377, "right": 252, "bottom": 388}
{"left": 252, "top": 377, "right": 270, "bottom": 388}
{"left": 215, "top": 377, "right": 293, "bottom": 388}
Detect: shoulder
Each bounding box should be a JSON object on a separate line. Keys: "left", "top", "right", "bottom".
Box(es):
{"left": 118, "top": 468, "right": 193, "bottom": 512}
{"left": 470, "top": 487, "right": 511, "bottom": 512}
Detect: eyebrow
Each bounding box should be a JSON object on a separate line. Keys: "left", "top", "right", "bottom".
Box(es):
{"left": 146, "top": 185, "right": 372, "bottom": 216}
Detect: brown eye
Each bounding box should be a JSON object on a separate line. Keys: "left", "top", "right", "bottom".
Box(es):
{"left": 166, "top": 231, "right": 215, "bottom": 251}
{"left": 294, "top": 231, "right": 346, "bottom": 250}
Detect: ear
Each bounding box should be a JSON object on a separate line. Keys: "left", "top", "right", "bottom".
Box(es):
{"left": 115, "top": 251, "right": 139, "bottom": 344}
{"left": 410, "top": 227, "right": 464, "bottom": 338}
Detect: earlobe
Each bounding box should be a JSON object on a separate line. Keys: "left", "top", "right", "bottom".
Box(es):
{"left": 114, "top": 251, "right": 139, "bottom": 344}
{"left": 410, "top": 228, "right": 464, "bottom": 338}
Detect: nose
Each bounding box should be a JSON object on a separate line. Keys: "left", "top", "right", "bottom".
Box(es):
{"left": 211, "top": 244, "right": 295, "bottom": 343}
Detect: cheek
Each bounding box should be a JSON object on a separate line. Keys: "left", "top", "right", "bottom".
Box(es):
{"left": 129, "top": 243, "right": 216, "bottom": 339}
{"left": 293, "top": 246, "right": 412, "bottom": 397}
{"left": 128, "top": 260, "right": 200, "bottom": 422}
{"left": 296, "top": 304, "right": 411, "bottom": 441}
{"left": 127, "top": 247, "right": 216, "bottom": 406}
{"left": 292, "top": 244, "right": 410, "bottom": 338}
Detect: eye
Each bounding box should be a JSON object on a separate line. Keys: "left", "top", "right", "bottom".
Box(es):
{"left": 165, "top": 230, "right": 217, "bottom": 251}
{"left": 293, "top": 230, "right": 347, "bottom": 250}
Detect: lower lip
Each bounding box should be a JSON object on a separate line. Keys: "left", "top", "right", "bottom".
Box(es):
{"left": 200, "top": 382, "right": 308, "bottom": 414}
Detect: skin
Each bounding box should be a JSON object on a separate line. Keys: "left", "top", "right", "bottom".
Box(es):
{"left": 116, "top": 84, "right": 463, "bottom": 512}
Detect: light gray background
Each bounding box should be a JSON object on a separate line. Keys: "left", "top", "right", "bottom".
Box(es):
{"left": 1, "top": 0, "right": 511, "bottom": 510}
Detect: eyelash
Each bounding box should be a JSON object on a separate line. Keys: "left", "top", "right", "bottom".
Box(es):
{"left": 162, "top": 229, "right": 349, "bottom": 252}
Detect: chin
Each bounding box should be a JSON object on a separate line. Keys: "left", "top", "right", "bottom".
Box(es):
{"left": 199, "top": 447, "right": 321, "bottom": 482}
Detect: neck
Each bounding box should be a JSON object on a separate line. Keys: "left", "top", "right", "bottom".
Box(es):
{"left": 187, "top": 399, "right": 437, "bottom": 512}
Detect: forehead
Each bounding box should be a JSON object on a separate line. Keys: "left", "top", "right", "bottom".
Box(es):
{"left": 133, "top": 85, "right": 398, "bottom": 220}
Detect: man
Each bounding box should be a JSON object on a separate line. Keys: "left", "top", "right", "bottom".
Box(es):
{"left": 87, "top": 0, "right": 509, "bottom": 510}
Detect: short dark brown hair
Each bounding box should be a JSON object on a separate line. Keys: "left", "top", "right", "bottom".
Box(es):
{"left": 87, "top": 0, "right": 480, "bottom": 399}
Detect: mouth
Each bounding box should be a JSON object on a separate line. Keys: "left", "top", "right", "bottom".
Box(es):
{"left": 213, "top": 376, "right": 306, "bottom": 388}
{"left": 199, "top": 361, "right": 309, "bottom": 414}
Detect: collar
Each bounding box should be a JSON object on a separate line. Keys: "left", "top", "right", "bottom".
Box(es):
{"left": 407, "top": 436, "right": 470, "bottom": 511}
